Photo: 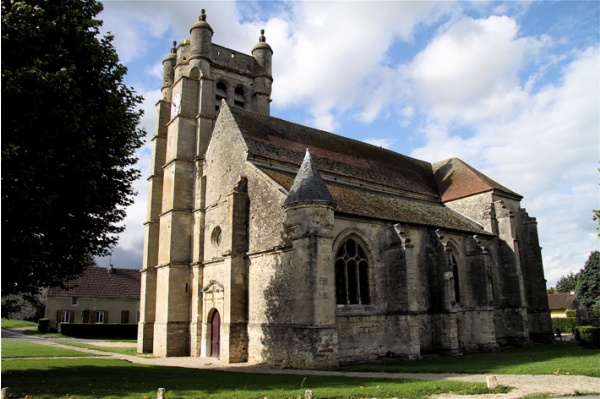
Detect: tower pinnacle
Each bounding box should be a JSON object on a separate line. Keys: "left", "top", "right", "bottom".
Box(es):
{"left": 284, "top": 149, "right": 335, "bottom": 207}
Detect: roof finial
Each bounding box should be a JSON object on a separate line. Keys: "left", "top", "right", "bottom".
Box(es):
{"left": 171, "top": 41, "right": 177, "bottom": 53}
{"left": 199, "top": 9, "right": 207, "bottom": 22}
{"left": 259, "top": 29, "right": 266, "bottom": 43}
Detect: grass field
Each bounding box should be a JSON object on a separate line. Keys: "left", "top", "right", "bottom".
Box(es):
{"left": 2, "top": 338, "right": 598, "bottom": 399}
{"left": 1, "top": 358, "right": 495, "bottom": 399}
{"left": 1, "top": 318, "right": 38, "bottom": 329}
{"left": 59, "top": 341, "right": 147, "bottom": 357}
{"left": 2, "top": 340, "right": 101, "bottom": 358}
{"left": 339, "top": 341, "right": 600, "bottom": 377}
{"left": 1, "top": 341, "right": 500, "bottom": 399}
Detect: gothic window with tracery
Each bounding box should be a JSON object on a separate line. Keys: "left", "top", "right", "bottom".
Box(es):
{"left": 335, "top": 238, "right": 370, "bottom": 305}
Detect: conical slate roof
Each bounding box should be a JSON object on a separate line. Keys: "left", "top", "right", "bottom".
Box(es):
{"left": 283, "top": 149, "right": 335, "bottom": 207}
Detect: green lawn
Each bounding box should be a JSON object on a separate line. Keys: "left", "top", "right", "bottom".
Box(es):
{"left": 1, "top": 341, "right": 502, "bottom": 399}
{"left": 338, "top": 342, "right": 600, "bottom": 377}
{"left": 1, "top": 358, "right": 497, "bottom": 399}
{"left": 1, "top": 318, "right": 38, "bottom": 329}
{"left": 2, "top": 340, "right": 101, "bottom": 358}
{"left": 59, "top": 341, "right": 149, "bottom": 357}
{"left": 3, "top": 340, "right": 598, "bottom": 399}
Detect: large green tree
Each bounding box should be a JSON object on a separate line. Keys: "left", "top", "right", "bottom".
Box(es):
{"left": 576, "top": 251, "right": 600, "bottom": 315}
{"left": 555, "top": 271, "right": 579, "bottom": 293}
{"left": 2, "top": 0, "right": 144, "bottom": 302}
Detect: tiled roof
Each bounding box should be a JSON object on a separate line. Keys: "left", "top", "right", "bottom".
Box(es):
{"left": 432, "top": 158, "right": 521, "bottom": 202}
{"left": 228, "top": 106, "right": 440, "bottom": 198}
{"left": 283, "top": 149, "right": 335, "bottom": 206}
{"left": 547, "top": 293, "right": 576, "bottom": 310}
{"left": 47, "top": 267, "right": 140, "bottom": 299}
{"left": 261, "top": 167, "right": 490, "bottom": 235}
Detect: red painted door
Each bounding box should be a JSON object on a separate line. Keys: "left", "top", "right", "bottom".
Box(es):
{"left": 211, "top": 311, "right": 220, "bottom": 358}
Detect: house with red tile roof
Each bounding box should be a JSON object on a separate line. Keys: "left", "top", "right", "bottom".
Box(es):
{"left": 45, "top": 266, "right": 140, "bottom": 327}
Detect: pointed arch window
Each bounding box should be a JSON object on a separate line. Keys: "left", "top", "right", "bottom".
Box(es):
{"left": 450, "top": 253, "right": 460, "bottom": 303}
{"left": 335, "top": 238, "right": 370, "bottom": 305}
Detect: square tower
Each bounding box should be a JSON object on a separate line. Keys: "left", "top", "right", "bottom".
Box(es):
{"left": 138, "top": 10, "right": 273, "bottom": 356}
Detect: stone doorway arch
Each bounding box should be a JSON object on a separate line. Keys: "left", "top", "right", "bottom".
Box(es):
{"left": 210, "top": 309, "right": 220, "bottom": 358}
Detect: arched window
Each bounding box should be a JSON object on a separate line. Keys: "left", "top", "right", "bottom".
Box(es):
{"left": 450, "top": 253, "right": 460, "bottom": 303}
{"left": 234, "top": 86, "right": 245, "bottom": 108}
{"left": 335, "top": 238, "right": 370, "bottom": 305}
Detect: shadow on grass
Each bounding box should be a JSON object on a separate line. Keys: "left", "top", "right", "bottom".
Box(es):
{"left": 2, "top": 358, "right": 492, "bottom": 399}
{"left": 337, "top": 342, "right": 600, "bottom": 377}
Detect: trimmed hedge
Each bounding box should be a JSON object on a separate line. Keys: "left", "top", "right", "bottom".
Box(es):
{"left": 59, "top": 323, "right": 137, "bottom": 339}
{"left": 551, "top": 317, "right": 577, "bottom": 334}
{"left": 574, "top": 325, "right": 600, "bottom": 348}
{"left": 37, "top": 318, "right": 49, "bottom": 333}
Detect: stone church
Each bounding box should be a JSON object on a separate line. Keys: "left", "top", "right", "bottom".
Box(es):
{"left": 138, "top": 10, "right": 552, "bottom": 368}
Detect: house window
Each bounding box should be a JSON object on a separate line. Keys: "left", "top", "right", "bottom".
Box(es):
{"left": 120, "top": 310, "right": 129, "bottom": 324}
{"left": 335, "top": 238, "right": 370, "bottom": 305}
{"left": 71, "top": 297, "right": 78, "bottom": 306}
{"left": 450, "top": 253, "right": 460, "bottom": 303}
{"left": 94, "top": 311, "right": 106, "bottom": 324}
{"left": 60, "top": 310, "right": 72, "bottom": 323}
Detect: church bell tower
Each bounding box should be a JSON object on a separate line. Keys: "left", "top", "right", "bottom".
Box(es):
{"left": 138, "top": 9, "right": 273, "bottom": 356}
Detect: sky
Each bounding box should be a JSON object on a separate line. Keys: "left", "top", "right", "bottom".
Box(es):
{"left": 95, "top": 0, "right": 599, "bottom": 288}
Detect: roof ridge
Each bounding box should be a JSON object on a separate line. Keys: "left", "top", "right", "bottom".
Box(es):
{"left": 226, "top": 106, "right": 440, "bottom": 198}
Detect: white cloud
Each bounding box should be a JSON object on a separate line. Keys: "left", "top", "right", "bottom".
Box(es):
{"left": 409, "top": 15, "right": 544, "bottom": 125}
{"left": 268, "top": 1, "right": 453, "bottom": 127}
{"left": 412, "top": 43, "right": 600, "bottom": 286}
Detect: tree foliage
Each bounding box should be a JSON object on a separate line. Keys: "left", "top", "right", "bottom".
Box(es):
{"left": 555, "top": 271, "right": 579, "bottom": 293}
{"left": 1, "top": 0, "right": 144, "bottom": 301}
{"left": 576, "top": 251, "right": 600, "bottom": 313}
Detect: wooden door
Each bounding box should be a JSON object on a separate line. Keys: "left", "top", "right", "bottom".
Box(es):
{"left": 211, "top": 310, "right": 220, "bottom": 358}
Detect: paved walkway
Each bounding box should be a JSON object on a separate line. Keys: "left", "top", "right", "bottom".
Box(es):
{"left": 4, "top": 332, "right": 599, "bottom": 399}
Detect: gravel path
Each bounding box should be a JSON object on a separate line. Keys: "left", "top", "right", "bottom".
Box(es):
{"left": 14, "top": 340, "right": 600, "bottom": 399}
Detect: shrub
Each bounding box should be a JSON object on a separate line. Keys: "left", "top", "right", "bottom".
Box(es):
{"left": 58, "top": 323, "right": 137, "bottom": 338}
{"left": 37, "top": 318, "right": 49, "bottom": 333}
{"left": 574, "top": 326, "right": 600, "bottom": 348}
{"left": 551, "top": 317, "right": 577, "bottom": 333}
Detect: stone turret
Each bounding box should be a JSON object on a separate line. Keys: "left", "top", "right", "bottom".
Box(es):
{"left": 252, "top": 29, "right": 273, "bottom": 76}
{"left": 189, "top": 9, "right": 213, "bottom": 59}
{"left": 252, "top": 30, "right": 273, "bottom": 115}
{"left": 162, "top": 42, "right": 177, "bottom": 91}
{"left": 282, "top": 150, "right": 339, "bottom": 368}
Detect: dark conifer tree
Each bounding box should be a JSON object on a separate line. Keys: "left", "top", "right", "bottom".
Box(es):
{"left": 576, "top": 251, "right": 600, "bottom": 315}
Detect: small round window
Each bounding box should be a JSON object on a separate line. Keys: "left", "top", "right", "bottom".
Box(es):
{"left": 211, "top": 226, "right": 222, "bottom": 247}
